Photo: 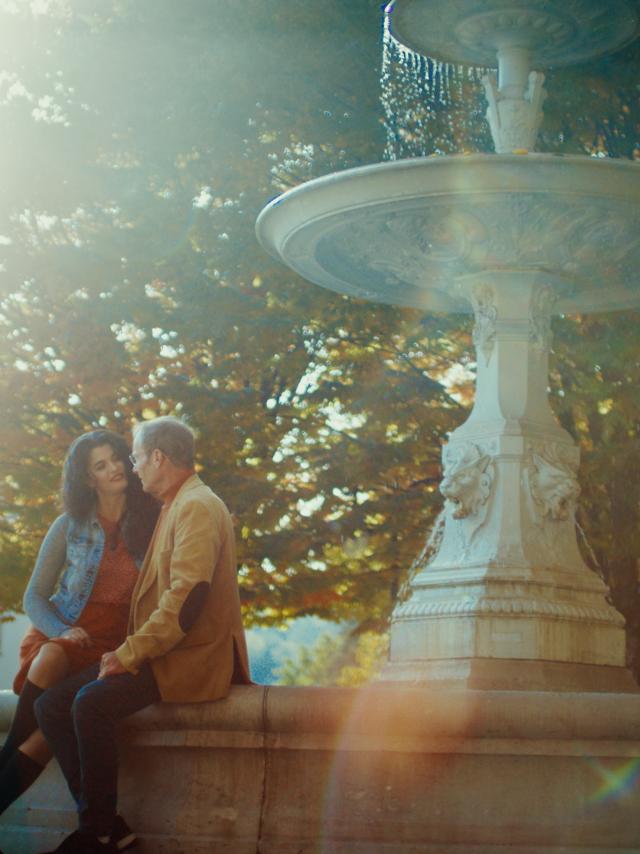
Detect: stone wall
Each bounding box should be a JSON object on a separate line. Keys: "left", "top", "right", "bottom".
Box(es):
{"left": 2, "top": 685, "right": 640, "bottom": 852}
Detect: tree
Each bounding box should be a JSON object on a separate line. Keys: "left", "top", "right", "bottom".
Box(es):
{"left": 0, "top": 0, "right": 468, "bottom": 625}
{"left": 277, "top": 630, "right": 389, "bottom": 687}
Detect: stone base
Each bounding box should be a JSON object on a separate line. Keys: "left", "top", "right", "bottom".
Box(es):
{"left": 381, "top": 657, "right": 640, "bottom": 693}
{"left": 258, "top": 847, "right": 640, "bottom": 853}
{"left": 2, "top": 685, "right": 640, "bottom": 853}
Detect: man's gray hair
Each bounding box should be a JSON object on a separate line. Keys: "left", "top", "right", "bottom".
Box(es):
{"left": 133, "top": 416, "right": 195, "bottom": 469}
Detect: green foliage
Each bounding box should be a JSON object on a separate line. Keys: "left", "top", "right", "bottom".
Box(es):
{"left": 277, "top": 630, "right": 389, "bottom": 687}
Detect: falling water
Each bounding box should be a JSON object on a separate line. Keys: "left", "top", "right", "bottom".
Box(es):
{"left": 381, "top": 6, "right": 638, "bottom": 161}
{"left": 381, "top": 6, "right": 492, "bottom": 160}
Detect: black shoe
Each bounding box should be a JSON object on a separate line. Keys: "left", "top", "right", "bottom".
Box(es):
{"left": 40, "top": 828, "right": 117, "bottom": 853}
{"left": 111, "top": 815, "right": 137, "bottom": 851}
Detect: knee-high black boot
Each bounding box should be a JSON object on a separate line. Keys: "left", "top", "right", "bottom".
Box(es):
{"left": 0, "top": 749, "right": 44, "bottom": 815}
{"left": 0, "top": 680, "right": 44, "bottom": 768}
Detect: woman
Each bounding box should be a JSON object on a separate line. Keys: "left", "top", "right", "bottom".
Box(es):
{"left": 0, "top": 430, "right": 159, "bottom": 830}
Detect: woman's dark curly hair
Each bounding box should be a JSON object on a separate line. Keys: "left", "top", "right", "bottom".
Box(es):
{"left": 62, "top": 430, "right": 159, "bottom": 560}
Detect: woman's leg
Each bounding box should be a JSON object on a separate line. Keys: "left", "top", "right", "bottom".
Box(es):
{"left": 0, "top": 750, "right": 44, "bottom": 814}
{"left": 0, "top": 680, "right": 42, "bottom": 768}
{"left": 18, "top": 727, "right": 52, "bottom": 765}
{"left": 0, "top": 643, "right": 71, "bottom": 815}
{"left": 28, "top": 641, "right": 72, "bottom": 689}
{"left": 1, "top": 643, "right": 70, "bottom": 764}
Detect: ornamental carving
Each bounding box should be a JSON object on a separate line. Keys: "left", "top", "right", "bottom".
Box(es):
{"left": 394, "top": 595, "right": 624, "bottom": 626}
{"left": 320, "top": 189, "right": 640, "bottom": 315}
{"left": 527, "top": 443, "right": 580, "bottom": 521}
{"left": 483, "top": 70, "right": 546, "bottom": 153}
{"left": 440, "top": 443, "right": 494, "bottom": 519}
{"left": 457, "top": 10, "right": 573, "bottom": 52}
{"left": 529, "top": 284, "right": 557, "bottom": 353}
{"left": 390, "top": 1, "right": 638, "bottom": 67}
{"left": 470, "top": 284, "right": 497, "bottom": 366}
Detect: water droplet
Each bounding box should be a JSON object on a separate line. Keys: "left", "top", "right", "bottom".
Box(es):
{"left": 380, "top": 6, "right": 490, "bottom": 159}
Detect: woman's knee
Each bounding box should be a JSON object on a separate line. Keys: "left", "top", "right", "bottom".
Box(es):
{"left": 28, "top": 643, "right": 69, "bottom": 688}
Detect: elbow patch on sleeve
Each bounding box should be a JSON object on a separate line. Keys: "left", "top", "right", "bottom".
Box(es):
{"left": 179, "top": 581, "right": 210, "bottom": 633}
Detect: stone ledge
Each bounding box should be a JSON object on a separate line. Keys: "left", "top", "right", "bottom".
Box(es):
{"left": 2, "top": 685, "right": 640, "bottom": 852}
{"left": 4, "top": 682, "right": 640, "bottom": 751}
{"left": 124, "top": 683, "right": 640, "bottom": 746}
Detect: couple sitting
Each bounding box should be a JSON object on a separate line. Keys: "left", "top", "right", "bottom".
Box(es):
{"left": 0, "top": 415, "right": 251, "bottom": 853}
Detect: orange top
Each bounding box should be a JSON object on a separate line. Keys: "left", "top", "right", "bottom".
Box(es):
{"left": 90, "top": 515, "right": 139, "bottom": 606}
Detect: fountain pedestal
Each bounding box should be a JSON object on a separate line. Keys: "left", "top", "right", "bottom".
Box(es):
{"left": 385, "top": 270, "right": 632, "bottom": 690}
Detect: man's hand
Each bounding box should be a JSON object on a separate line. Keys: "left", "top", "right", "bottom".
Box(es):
{"left": 61, "top": 626, "right": 92, "bottom": 647}
{"left": 98, "top": 651, "right": 127, "bottom": 680}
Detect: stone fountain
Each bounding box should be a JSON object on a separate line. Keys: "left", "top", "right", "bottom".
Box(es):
{"left": 257, "top": 0, "right": 640, "bottom": 694}
{"left": 4, "top": 5, "right": 640, "bottom": 852}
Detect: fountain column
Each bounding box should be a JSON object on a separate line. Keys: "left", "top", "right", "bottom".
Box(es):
{"left": 385, "top": 270, "right": 630, "bottom": 690}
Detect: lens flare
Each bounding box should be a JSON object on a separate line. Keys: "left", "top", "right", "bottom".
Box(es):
{"left": 585, "top": 756, "right": 640, "bottom": 805}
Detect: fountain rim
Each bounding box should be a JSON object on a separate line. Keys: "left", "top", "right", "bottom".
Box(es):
{"left": 256, "top": 152, "right": 640, "bottom": 262}
{"left": 255, "top": 152, "right": 640, "bottom": 316}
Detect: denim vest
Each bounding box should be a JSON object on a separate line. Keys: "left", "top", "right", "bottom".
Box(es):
{"left": 24, "top": 513, "right": 107, "bottom": 638}
{"left": 49, "top": 515, "right": 106, "bottom": 625}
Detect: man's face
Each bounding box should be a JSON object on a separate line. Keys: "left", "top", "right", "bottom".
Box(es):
{"left": 131, "top": 440, "right": 158, "bottom": 495}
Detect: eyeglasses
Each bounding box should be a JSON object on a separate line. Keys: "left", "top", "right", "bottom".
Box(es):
{"left": 129, "top": 449, "right": 163, "bottom": 467}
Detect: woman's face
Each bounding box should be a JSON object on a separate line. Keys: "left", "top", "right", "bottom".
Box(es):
{"left": 86, "top": 443, "right": 128, "bottom": 498}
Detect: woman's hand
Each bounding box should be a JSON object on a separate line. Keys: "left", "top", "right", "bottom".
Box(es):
{"left": 60, "top": 626, "right": 92, "bottom": 647}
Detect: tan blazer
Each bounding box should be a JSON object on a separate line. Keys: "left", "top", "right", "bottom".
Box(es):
{"left": 115, "top": 474, "right": 251, "bottom": 702}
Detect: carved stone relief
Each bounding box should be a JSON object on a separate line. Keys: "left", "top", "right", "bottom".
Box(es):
{"left": 483, "top": 70, "right": 546, "bottom": 154}
{"left": 529, "top": 284, "right": 557, "bottom": 354}
{"left": 457, "top": 10, "right": 574, "bottom": 54}
{"left": 390, "top": 1, "right": 639, "bottom": 68}
{"left": 394, "top": 593, "right": 624, "bottom": 626}
{"left": 525, "top": 442, "right": 580, "bottom": 522}
{"left": 440, "top": 442, "right": 494, "bottom": 519}
{"left": 470, "top": 284, "right": 497, "bottom": 366}
{"left": 320, "top": 191, "right": 640, "bottom": 314}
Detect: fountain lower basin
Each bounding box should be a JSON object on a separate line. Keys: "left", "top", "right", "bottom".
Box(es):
{"left": 256, "top": 153, "right": 640, "bottom": 314}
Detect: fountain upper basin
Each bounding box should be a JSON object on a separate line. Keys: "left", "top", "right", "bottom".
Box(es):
{"left": 256, "top": 153, "right": 640, "bottom": 314}
{"left": 387, "top": 0, "right": 639, "bottom": 68}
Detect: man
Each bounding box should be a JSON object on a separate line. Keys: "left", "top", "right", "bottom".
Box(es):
{"left": 35, "top": 416, "right": 251, "bottom": 854}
